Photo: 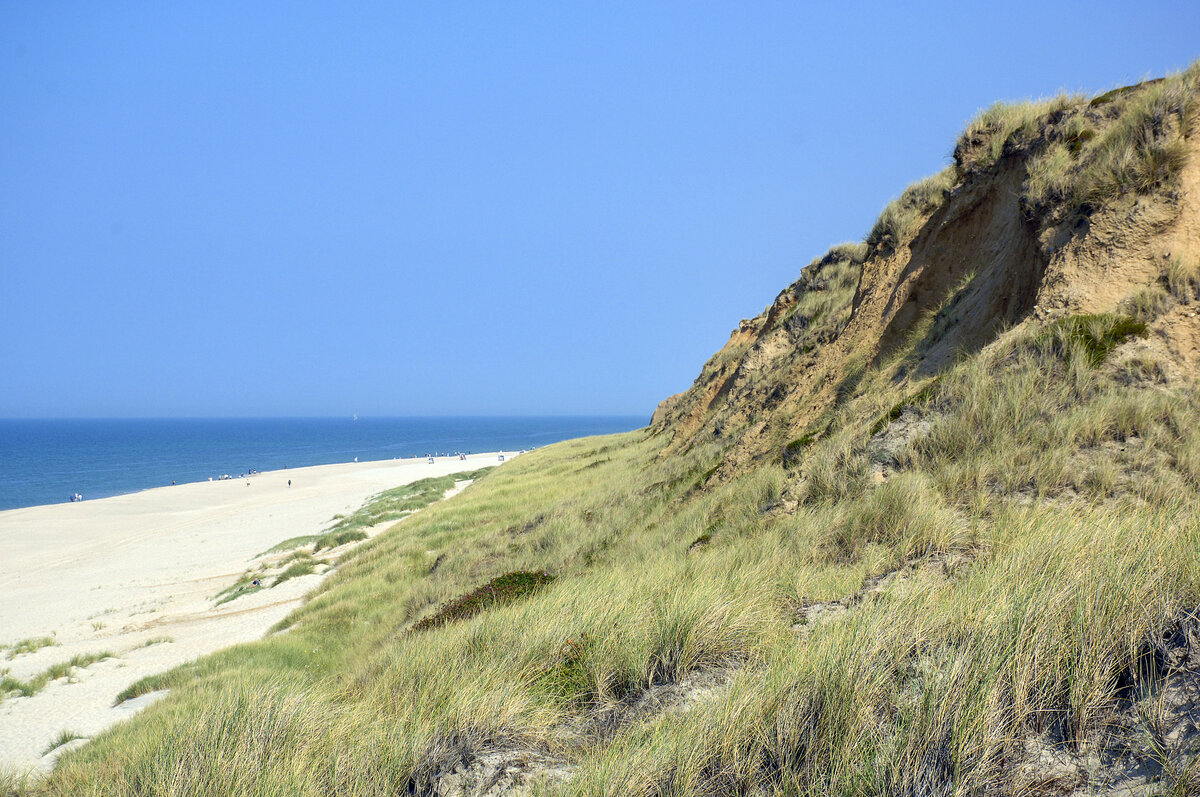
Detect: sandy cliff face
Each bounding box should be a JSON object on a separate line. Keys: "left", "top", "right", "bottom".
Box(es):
{"left": 652, "top": 83, "right": 1200, "bottom": 473}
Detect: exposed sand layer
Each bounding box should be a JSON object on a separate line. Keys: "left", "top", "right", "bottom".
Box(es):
{"left": 0, "top": 453, "right": 513, "bottom": 772}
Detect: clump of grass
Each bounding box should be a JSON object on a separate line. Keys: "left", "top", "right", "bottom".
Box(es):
{"left": 865, "top": 167, "right": 956, "bottom": 254}
{"left": 214, "top": 571, "right": 266, "bottom": 606}
{"left": 1, "top": 652, "right": 115, "bottom": 699}
{"left": 410, "top": 571, "right": 556, "bottom": 633}
{"left": 955, "top": 94, "right": 1082, "bottom": 171}
{"left": 819, "top": 472, "right": 965, "bottom": 562}
{"left": 0, "top": 674, "right": 34, "bottom": 699}
{"left": 272, "top": 553, "right": 324, "bottom": 587}
{"left": 310, "top": 528, "right": 367, "bottom": 553}
{"left": 781, "top": 434, "right": 815, "bottom": 468}
{"left": 820, "top": 241, "right": 869, "bottom": 265}
{"left": 1026, "top": 63, "right": 1199, "bottom": 221}
{"left": 41, "top": 730, "right": 84, "bottom": 756}
{"left": 691, "top": 463, "right": 720, "bottom": 491}
{"left": 1164, "top": 256, "right": 1200, "bottom": 303}
{"left": 950, "top": 63, "right": 1199, "bottom": 233}
{"left": 869, "top": 379, "right": 940, "bottom": 437}
{"left": 265, "top": 467, "right": 494, "bottom": 555}
{"left": 1117, "top": 353, "right": 1169, "bottom": 385}
{"left": 135, "top": 637, "right": 172, "bottom": 649}
{"left": 802, "top": 431, "right": 868, "bottom": 503}
{"left": 1123, "top": 284, "right": 1174, "bottom": 322}
{"left": 0, "top": 769, "right": 34, "bottom": 795}
{"left": 1039, "top": 314, "right": 1147, "bottom": 366}
{"left": 3, "top": 636, "right": 57, "bottom": 660}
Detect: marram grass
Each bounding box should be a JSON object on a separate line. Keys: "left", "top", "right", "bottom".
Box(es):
{"left": 23, "top": 318, "right": 1200, "bottom": 795}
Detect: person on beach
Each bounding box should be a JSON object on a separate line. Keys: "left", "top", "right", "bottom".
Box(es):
{"left": 288, "top": 479, "right": 291, "bottom": 487}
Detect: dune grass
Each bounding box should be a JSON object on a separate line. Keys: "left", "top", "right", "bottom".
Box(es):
{"left": 28, "top": 307, "right": 1200, "bottom": 795}
{"left": 864, "top": 167, "right": 956, "bottom": 254}
{"left": 1, "top": 652, "right": 115, "bottom": 700}
{"left": 40, "top": 731, "right": 84, "bottom": 757}
{"left": 264, "top": 467, "right": 493, "bottom": 554}
{"left": 953, "top": 60, "right": 1199, "bottom": 228}
{"left": 2, "top": 636, "right": 56, "bottom": 661}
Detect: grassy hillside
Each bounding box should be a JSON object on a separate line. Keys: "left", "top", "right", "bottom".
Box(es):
{"left": 7, "top": 65, "right": 1200, "bottom": 797}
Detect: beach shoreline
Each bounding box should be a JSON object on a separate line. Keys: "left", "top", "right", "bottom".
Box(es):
{"left": 0, "top": 452, "right": 514, "bottom": 772}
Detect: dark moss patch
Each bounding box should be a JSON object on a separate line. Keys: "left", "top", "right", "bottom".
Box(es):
{"left": 869, "top": 380, "right": 940, "bottom": 437}
{"left": 410, "top": 571, "right": 556, "bottom": 633}
{"left": 504, "top": 514, "right": 546, "bottom": 536}
{"left": 691, "top": 464, "right": 721, "bottom": 492}
{"left": 537, "top": 633, "right": 605, "bottom": 706}
{"left": 1041, "top": 314, "right": 1147, "bottom": 366}
{"left": 1089, "top": 78, "right": 1163, "bottom": 107}
{"left": 782, "top": 434, "right": 816, "bottom": 468}
{"left": 688, "top": 533, "right": 712, "bottom": 551}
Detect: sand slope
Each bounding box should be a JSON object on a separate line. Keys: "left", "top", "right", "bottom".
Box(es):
{"left": 0, "top": 453, "right": 511, "bottom": 771}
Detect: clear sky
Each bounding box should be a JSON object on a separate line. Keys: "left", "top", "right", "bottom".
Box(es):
{"left": 2, "top": 2, "right": 1197, "bottom": 418}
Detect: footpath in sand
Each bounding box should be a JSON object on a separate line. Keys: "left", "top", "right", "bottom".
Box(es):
{"left": 0, "top": 453, "right": 512, "bottom": 772}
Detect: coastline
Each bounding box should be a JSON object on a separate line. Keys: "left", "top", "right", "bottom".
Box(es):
{"left": 0, "top": 452, "right": 515, "bottom": 772}
{"left": 0, "top": 416, "right": 644, "bottom": 512}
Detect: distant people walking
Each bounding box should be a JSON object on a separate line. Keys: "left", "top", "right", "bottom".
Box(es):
{"left": 288, "top": 479, "right": 292, "bottom": 487}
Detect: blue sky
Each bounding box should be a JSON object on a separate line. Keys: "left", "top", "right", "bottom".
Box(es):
{"left": 2, "top": 2, "right": 1197, "bottom": 418}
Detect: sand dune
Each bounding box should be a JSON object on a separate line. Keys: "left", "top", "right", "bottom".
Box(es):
{"left": 0, "top": 453, "right": 512, "bottom": 771}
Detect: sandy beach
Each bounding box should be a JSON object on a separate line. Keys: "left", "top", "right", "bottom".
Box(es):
{"left": 0, "top": 453, "right": 512, "bottom": 772}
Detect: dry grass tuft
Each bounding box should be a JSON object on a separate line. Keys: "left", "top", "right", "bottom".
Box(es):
{"left": 865, "top": 167, "right": 956, "bottom": 254}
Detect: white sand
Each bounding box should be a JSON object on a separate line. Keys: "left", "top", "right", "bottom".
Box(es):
{"left": 0, "top": 452, "right": 514, "bottom": 772}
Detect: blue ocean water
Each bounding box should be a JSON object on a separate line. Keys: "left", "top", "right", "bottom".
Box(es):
{"left": 0, "top": 416, "right": 645, "bottom": 511}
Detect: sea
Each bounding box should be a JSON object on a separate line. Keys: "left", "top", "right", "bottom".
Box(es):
{"left": 0, "top": 416, "right": 646, "bottom": 511}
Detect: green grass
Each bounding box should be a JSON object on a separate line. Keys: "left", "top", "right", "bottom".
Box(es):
{"left": 213, "top": 571, "right": 267, "bottom": 606}
{"left": 215, "top": 469, "right": 495, "bottom": 607}
{"left": 954, "top": 61, "right": 1199, "bottom": 228}
{"left": 781, "top": 434, "right": 815, "bottom": 467}
{"left": 27, "top": 324, "right": 1200, "bottom": 794}
{"left": 409, "top": 570, "right": 557, "bottom": 633}
{"left": 0, "top": 652, "right": 115, "bottom": 699}
{"left": 955, "top": 93, "right": 1081, "bottom": 171}
{"left": 263, "top": 467, "right": 494, "bottom": 554}
{"left": 1038, "top": 313, "right": 1147, "bottom": 366}
{"left": 134, "top": 637, "right": 172, "bottom": 649}
{"left": 868, "top": 378, "right": 940, "bottom": 437}
{"left": 41, "top": 730, "right": 84, "bottom": 757}
{"left": 2, "top": 636, "right": 57, "bottom": 660}
{"left": 1164, "top": 255, "right": 1200, "bottom": 303}
{"left": 271, "top": 553, "right": 324, "bottom": 587}
{"left": 864, "top": 167, "right": 956, "bottom": 254}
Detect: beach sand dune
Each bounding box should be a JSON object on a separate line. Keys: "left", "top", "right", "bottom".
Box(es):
{"left": 0, "top": 453, "right": 510, "bottom": 771}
